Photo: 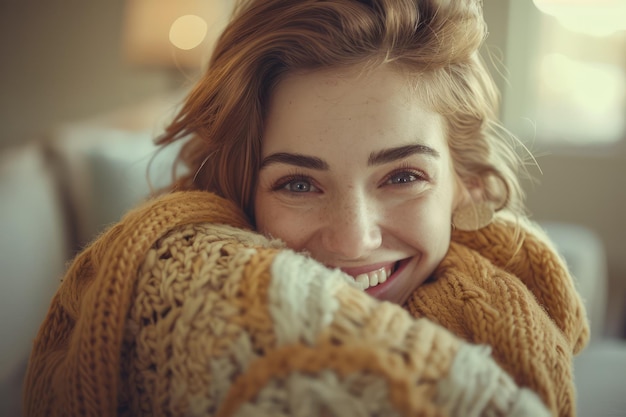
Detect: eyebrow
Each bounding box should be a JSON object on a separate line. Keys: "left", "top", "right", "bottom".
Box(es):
{"left": 368, "top": 144, "right": 439, "bottom": 166}
{"left": 260, "top": 152, "right": 329, "bottom": 170}
{"left": 260, "top": 144, "right": 439, "bottom": 170}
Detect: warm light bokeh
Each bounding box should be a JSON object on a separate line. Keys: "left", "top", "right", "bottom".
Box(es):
{"left": 169, "top": 15, "right": 208, "bottom": 51}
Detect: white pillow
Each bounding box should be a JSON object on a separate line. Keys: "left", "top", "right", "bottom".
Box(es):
{"left": 85, "top": 130, "right": 183, "bottom": 241}
{"left": 0, "top": 144, "right": 69, "bottom": 416}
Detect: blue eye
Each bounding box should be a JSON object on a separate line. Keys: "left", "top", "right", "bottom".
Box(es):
{"left": 285, "top": 179, "right": 313, "bottom": 192}
{"left": 272, "top": 175, "right": 320, "bottom": 194}
{"left": 387, "top": 171, "right": 420, "bottom": 185}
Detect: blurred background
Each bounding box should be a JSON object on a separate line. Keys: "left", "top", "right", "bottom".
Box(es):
{"left": 1, "top": 0, "right": 625, "bottom": 415}
{"left": 482, "top": 0, "right": 626, "bottom": 340}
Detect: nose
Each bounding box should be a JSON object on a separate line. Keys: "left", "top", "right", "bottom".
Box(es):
{"left": 320, "top": 191, "right": 382, "bottom": 260}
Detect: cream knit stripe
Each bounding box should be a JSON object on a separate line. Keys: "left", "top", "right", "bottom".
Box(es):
{"left": 244, "top": 251, "right": 454, "bottom": 415}
{"left": 204, "top": 333, "right": 260, "bottom": 412}
{"left": 435, "top": 344, "right": 550, "bottom": 417}
{"left": 214, "top": 341, "right": 437, "bottom": 417}
{"left": 68, "top": 192, "right": 250, "bottom": 417}
{"left": 230, "top": 370, "right": 402, "bottom": 417}
{"left": 267, "top": 251, "right": 351, "bottom": 346}
{"left": 170, "top": 240, "right": 270, "bottom": 414}
{"left": 332, "top": 291, "right": 439, "bottom": 371}
{"left": 123, "top": 222, "right": 270, "bottom": 416}
{"left": 329, "top": 287, "right": 463, "bottom": 414}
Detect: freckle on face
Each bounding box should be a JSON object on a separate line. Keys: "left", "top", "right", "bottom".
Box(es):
{"left": 254, "top": 65, "right": 459, "bottom": 305}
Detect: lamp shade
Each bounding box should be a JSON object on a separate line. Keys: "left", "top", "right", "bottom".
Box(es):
{"left": 122, "top": 0, "right": 234, "bottom": 70}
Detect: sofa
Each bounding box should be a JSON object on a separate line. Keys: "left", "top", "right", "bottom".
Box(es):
{"left": 1, "top": 93, "right": 625, "bottom": 417}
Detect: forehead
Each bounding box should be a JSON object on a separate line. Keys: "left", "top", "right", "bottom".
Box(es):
{"left": 262, "top": 65, "right": 448, "bottom": 157}
{"left": 268, "top": 66, "right": 415, "bottom": 123}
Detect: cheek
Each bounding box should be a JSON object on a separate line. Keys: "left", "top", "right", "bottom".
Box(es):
{"left": 399, "top": 203, "right": 451, "bottom": 241}
{"left": 389, "top": 191, "right": 454, "bottom": 254}
{"left": 254, "top": 197, "right": 315, "bottom": 250}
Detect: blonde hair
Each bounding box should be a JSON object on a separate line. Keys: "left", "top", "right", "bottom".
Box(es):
{"left": 157, "top": 0, "right": 529, "bottom": 220}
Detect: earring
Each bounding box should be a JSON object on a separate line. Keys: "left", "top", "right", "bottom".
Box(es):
{"left": 452, "top": 202, "right": 495, "bottom": 231}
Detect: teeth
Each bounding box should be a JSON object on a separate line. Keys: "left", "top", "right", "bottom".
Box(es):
{"left": 369, "top": 271, "right": 379, "bottom": 287}
{"left": 378, "top": 269, "right": 388, "bottom": 284}
{"left": 355, "top": 274, "right": 369, "bottom": 290}
{"left": 353, "top": 265, "right": 394, "bottom": 290}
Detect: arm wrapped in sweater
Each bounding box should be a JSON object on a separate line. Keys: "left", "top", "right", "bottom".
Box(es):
{"left": 406, "top": 216, "right": 589, "bottom": 417}
{"left": 23, "top": 191, "right": 586, "bottom": 417}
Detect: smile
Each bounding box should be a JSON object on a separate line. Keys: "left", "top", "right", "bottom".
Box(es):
{"left": 340, "top": 261, "right": 401, "bottom": 290}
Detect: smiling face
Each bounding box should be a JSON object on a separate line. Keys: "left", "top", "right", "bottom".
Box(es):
{"left": 254, "top": 65, "right": 463, "bottom": 305}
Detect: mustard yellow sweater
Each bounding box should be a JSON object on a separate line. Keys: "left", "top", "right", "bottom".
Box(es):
{"left": 23, "top": 191, "right": 589, "bottom": 417}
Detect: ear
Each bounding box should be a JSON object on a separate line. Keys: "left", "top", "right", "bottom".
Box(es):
{"left": 453, "top": 175, "right": 484, "bottom": 210}
{"left": 452, "top": 176, "right": 495, "bottom": 231}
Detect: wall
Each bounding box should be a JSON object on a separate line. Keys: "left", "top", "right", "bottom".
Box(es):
{"left": 0, "top": 0, "right": 172, "bottom": 150}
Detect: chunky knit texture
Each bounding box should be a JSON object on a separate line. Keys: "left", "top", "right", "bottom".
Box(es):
{"left": 23, "top": 191, "right": 589, "bottom": 417}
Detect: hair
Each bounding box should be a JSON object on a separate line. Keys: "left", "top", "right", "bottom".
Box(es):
{"left": 156, "top": 0, "right": 530, "bottom": 222}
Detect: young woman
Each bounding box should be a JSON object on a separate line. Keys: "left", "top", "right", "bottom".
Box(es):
{"left": 24, "top": 1, "right": 589, "bottom": 416}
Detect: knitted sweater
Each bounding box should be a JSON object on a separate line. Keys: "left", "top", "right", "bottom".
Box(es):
{"left": 23, "top": 191, "right": 589, "bottom": 417}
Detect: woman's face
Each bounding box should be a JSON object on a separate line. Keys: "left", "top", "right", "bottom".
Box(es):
{"left": 254, "top": 65, "right": 463, "bottom": 305}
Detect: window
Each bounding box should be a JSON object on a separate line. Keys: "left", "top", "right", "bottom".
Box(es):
{"left": 501, "top": 0, "right": 626, "bottom": 149}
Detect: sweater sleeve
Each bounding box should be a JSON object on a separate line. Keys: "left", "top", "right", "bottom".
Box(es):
{"left": 405, "top": 238, "right": 587, "bottom": 417}
{"left": 23, "top": 192, "right": 551, "bottom": 417}
{"left": 22, "top": 191, "right": 252, "bottom": 417}
{"left": 117, "top": 221, "right": 549, "bottom": 417}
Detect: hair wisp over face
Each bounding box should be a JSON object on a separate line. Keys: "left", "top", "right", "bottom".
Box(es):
{"left": 156, "top": 0, "right": 528, "bottom": 220}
